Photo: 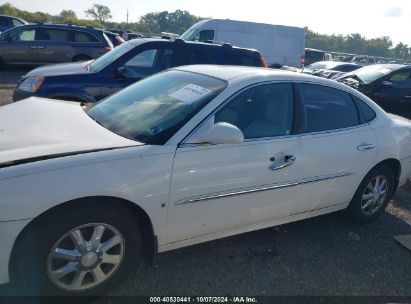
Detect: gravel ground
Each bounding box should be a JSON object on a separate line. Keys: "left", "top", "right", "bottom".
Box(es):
{"left": 0, "top": 68, "right": 410, "bottom": 300}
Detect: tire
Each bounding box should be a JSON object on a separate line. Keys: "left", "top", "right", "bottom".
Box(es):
{"left": 11, "top": 199, "right": 142, "bottom": 296}
{"left": 345, "top": 165, "right": 395, "bottom": 223}
{"left": 72, "top": 55, "right": 92, "bottom": 62}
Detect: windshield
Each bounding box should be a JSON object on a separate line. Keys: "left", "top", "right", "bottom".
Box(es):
{"left": 353, "top": 65, "right": 394, "bottom": 84}
{"left": 87, "top": 70, "right": 227, "bottom": 145}
{"left": 180, "top": 28, "right": 198, "bottom": 40}
{"left": 89, "top": 41, "right": 137, "bottom": 72}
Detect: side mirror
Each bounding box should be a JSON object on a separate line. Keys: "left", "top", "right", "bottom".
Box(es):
{"left": 380, "top": 80, "right": 393, "bottom": 88}
{"left": 187, "top": 122, "right": 244, "bottom": 145}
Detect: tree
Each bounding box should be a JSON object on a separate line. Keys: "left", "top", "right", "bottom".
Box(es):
{"left": 85, "top": 4, "right": 112, "bottom": 23}
{"left": 60, "top": 10, "right": 77, "bottom": 21}
{"left": 137, "top": 10, "right": 204, "bottom": 34}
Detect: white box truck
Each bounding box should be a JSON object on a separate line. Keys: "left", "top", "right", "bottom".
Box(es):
{"left": 180, "top": 19, "right": 305, "bottom": 68}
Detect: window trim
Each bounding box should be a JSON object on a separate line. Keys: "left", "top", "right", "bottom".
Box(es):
{"left": 180, "top": 80, "right": 298, "bottom": 146}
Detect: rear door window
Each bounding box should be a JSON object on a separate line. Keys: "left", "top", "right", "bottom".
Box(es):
{"left": 224, "top": 52, "right": 261, "bottom": 67}
{"left": 177, "top": 49, "right": 219, "bottom": 65}
{"left": 74, "top": 31, "right": 98, "bottom": 42}
{"left": 299, "top": 84, "right": 360, "bottom": 133}
{"left": 41, "top": 29, "right": 70, "bottom": 41}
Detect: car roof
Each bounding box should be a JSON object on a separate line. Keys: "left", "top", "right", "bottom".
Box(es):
{"left": 174, "top": 64, "right": 367, "bottom": 91}
{"left": 0, "top": 15, "right": 27, "bottom": 22}
{"left": 17, "top": 23, "right": 102, "bottom": 32}
{"left": 127, "top": 37, "right": 260, "bottom": 53}
{"left": 174, "top": 64, "right": 321, "bottom": 81}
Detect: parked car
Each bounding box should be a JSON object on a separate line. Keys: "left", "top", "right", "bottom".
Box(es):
{"left": 336, "top": 64, "right": 411, "bottom": 116}
{"left": 0, "top": 14, "right": 27, "bottom": 33}
{"left": 1, "top": 65, "right": 411, "bottom": 296}
{"left": 302, "top": 61, "right": 361, "bottom": 79}
{"left": 13, "top": 38, "right": 267, "bottom": 103}
{"left": 0, "top": 23, "right": 113, "bottom": 66}
{"left": 104, "top": 30, "right": 125, "bottom": 47}
{"left": 304, "top": 48, "right": 333, "bottom": 66}
{"left": 180, "top": 19, "right": 305, "bottom": 68}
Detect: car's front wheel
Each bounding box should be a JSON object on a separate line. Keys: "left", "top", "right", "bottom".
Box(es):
{"left": 11, "top": 199, "right": 142, "bottom": 296}
{"left": 346, "top": 165, "right": 395, "bottom": 223}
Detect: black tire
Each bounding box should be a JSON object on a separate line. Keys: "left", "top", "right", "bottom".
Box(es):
{"left": 11, "top": 199, "right": 142, "bottom": 296}
{"left": 72, "top": 55, "right": 92, "bottom": 62}
{"left": 345, "top": 165, "right": 395, "bottom": 223}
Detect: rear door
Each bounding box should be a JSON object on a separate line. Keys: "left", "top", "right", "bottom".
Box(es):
{"left": 37, "top": 27, "right": 72, "bottom": 63}
{"left": 1, "top": 26, "right": 39, "bottom": 64}
{"left": 295, "top": 83, "right": 378, "bottom": 210}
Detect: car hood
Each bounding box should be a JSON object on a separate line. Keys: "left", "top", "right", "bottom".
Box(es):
{"left": 25, "top": 61, "right": 92, "bottom": 77}
{"left": 0, "top": 97, "right": 141, "bottom": 166}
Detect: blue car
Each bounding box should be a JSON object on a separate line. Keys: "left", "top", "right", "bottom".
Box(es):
{"left": 0, "top": 15, "right": 27, "bottom": 33}
{"left": 13, "top": 38, "right": 267, "bottom": 103}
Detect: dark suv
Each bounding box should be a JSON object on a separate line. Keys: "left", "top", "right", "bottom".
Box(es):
{"left": 13, "top": 38, "right": 267, "bottom": 103}
{"left": 0, "top": 23, "right": 113, "bottom": 65}
{"left": 0, "top": 15, "right": 27, "bottom": 33}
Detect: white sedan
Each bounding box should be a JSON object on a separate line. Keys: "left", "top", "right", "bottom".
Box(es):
{"left": 1, "top": 65, "right": 411, "bottom": 295}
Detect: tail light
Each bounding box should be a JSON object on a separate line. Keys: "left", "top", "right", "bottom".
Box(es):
{"left": 104, "top": 46, "right": 112, "bottom": 53}
{"left": 260, "top": 56, "right": 268, "bottom": 68}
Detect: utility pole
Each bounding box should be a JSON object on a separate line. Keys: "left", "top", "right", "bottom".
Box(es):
{"left": 126, "top": 9, "right": 129, "bottom": 30}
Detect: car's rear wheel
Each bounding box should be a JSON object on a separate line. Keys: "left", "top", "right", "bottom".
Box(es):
{"left": 346, "top": 166, "right": 394, "bottom": 223}
{"left": 11, "top": 200, "right": 142, "bottom": 296}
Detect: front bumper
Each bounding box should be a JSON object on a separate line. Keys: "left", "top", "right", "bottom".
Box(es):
{"left": 12, "top": 89, "right": 34, "bottom": 102}
{"left": 0, "top": 219, "right": 31, "bottom": 285}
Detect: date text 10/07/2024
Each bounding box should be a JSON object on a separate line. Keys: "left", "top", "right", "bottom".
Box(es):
{"left": 149, "top": 297, "right": 258, "bottom": 303}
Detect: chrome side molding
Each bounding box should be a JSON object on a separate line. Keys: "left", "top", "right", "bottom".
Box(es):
{"left": 175, "top": 172, "right": 354, "bottom": 205}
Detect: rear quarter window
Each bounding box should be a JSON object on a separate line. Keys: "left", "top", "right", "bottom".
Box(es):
{"left": 352, "top": 95, "right": 376, "bottom": 123}
{"left": 74, "top": 31, "right": 99, "bottom": 42}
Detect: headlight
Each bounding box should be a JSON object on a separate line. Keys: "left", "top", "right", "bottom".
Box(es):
{"left": 18, "top": 77, "right": 44, "bottom": 93}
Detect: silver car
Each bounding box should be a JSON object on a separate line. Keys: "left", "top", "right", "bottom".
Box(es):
{"left": 0, "top": 23, "right": 113, "bottom": 65}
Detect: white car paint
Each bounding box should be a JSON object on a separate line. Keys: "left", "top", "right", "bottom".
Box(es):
{"left": 1, "top": 65, "right": 411, "bottom": 285}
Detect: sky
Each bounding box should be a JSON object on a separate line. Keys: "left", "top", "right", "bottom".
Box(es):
{"left": 6, "top": 0, "right": 411, "bottom": 46}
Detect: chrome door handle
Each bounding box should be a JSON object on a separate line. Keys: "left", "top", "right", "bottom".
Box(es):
{"left": 270, "top": 155, "right": 296, "bottom": 170}
{"left": 357, "top": 144, "right": 375, "bottom": 151}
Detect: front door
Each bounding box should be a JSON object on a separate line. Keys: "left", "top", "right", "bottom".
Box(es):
{"left": 167, "top": 82, "right": 305, "bottom": 243}
{"left": 2, "top": 27, "right": 38, "bottom": 64}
